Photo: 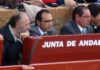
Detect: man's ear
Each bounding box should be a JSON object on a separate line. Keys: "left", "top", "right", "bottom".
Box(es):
{"left": 75, "top": 14, "right": 81, "bottom": 20}
{"left": 37, "top": 20, "right": 41, "bottom": 26}
{"left": 16, "top": 21, "right": 20, "bottom": 29}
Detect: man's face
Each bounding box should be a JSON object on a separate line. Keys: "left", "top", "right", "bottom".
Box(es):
{"left": 93, "top": 13, "right": 100, "bottom": 26}
{"left": 76, "top": 9, "right": 91, "bottom": 27}
{"left": 37, "top": 13, "right": 53, "bottom": 31}
{"left": 17, "top": 15, "right": 30, "bottom": 33}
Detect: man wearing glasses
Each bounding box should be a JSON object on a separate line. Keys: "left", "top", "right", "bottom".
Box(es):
{"left": 30, "top": 9, "right": 57, "bottom": 36}
{"left": 60, "top": 5, "right": 93, "bottom": 35}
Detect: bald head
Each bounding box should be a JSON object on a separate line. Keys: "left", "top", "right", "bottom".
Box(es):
{"left": 8, "top": 12, "right": 30, "bottom": 33}
{"left": 8, "top": 12, "right": 30, "bottom": 28}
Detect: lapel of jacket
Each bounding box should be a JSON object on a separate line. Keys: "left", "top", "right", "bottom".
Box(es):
{"left": 71, "top": 21, "right": 81, "bottom": 34}
{"left": 35, "top": 26, "right": 42, "bottom": 36}
{"left": 3, "top": 26, "right": 15, "bottom": 42}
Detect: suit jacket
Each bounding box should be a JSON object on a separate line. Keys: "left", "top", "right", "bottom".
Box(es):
{"left": 0, "top": 25, "right": 23, "bottom": 65}
{"left": 91, "top": 24, "right": 100, "bottom": 33}
{"left": 30, "top": 24, "right": 57, "bottom": 36}
{"left": 60, "top": 21, "right": 93, "bottom": 35}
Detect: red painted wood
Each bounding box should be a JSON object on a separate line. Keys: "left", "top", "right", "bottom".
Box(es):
{"left": 31, "top": 60, "right": 100, "bottom": 70}
{"left": 0, "top": 65, "right": 34, "bottom": 70}
{"left": 0, "top": 65, "right": 22, "bottom": 70}
{"left": 0, "top": 40, "right": 3, "bottom": 65}
{"left": 22, "top": 34, "right": 100, "bottom": 64}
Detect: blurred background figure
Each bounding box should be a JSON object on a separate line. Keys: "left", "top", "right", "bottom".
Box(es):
{"left": 17, "top": 3, "right": 42, "bottom": 24}
{"left": 75, "top": 0, "right": 98, "bottom": 3}
{"left": 41, "top": 0, "right": 76, "bottom": 7}
{"left": 0, "top": 0, "right": 24, "bottom": 9}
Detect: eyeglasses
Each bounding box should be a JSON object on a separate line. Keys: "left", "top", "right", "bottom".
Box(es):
{"left": 81, "top": 15, "right": 91, "bottom": 19}
{"left": 41, "top": 20, "right": 54, "bottom": 23}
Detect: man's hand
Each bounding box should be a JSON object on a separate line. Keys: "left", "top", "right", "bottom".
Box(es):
{"left": 0, "top": 34, "right": 4, "bottom": 40}
{"left": 20, "top": 31, "right": 30, "bottom": 41}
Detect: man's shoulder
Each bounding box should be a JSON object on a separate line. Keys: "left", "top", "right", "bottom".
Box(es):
{"left": 63, "top": 20, "right": 75, "bottom": 28}
{"left": 0, "top": 25, "right": 9, "bottom": 34}
{"left": 48, "top": 27, "right": 57, "bottom": 35}
{"left": 30, "top": 24, "right": 36, "bottom": 27}
{"left": 30, "top": 24, "right": 38, "bottom": 30}
{"left": 30, "top": 24, "right": 40, "bottom": 36}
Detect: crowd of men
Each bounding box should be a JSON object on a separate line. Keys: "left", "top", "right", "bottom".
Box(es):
{"left": 0, "top": 0, "right": 100, "bottom": 66}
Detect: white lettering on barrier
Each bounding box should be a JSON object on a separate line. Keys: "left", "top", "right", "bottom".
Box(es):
{"left": 42, "top": 40, "right": 100, "bottom": 48}
{"left": 66, "top": 40, "right": 76, "bottom": 47}
{"left": 79, "top": 40, "right": 100, "bottom": 46}
{"left": 42, "top": 41, "right": 64, "bottom": 48}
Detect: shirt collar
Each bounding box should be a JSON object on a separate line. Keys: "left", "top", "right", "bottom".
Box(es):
{"left": 9, "top": 25, "right": 17, "bottom": 41}
{"left": 37, "top": 26, "right": 47, "bottom": 36}
{"left": 77, "top": 24, "right": 84, "bottom": 32}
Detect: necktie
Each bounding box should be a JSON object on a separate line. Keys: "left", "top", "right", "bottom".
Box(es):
{"left": 81, "top": 28, "right": 87, "bottom": 34}
{"left": 43, "top": 33, "right": 47, "bottom": 36}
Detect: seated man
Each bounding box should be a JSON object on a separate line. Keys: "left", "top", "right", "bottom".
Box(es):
{"left": 30, "top": 9, "right": 57, "bottom": 36}
{"left": 0, "top": 12, "right": 30, "bottom": 65}
{"left": 60, "top": 5, "right": 93, "bottom": 35}
{"left": 88, "top": 3, "right": 100, "bottom": 33}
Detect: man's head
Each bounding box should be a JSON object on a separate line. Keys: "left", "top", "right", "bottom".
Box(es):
{"left": 72, "top": 5, "right": 91, "bottom": 28}
{"left": 35, "top": 9, "right": 53, "bottom": 32}
{"left": 88, "top": 3, "right": 100, "bottom": 26}
{"left": 8, "top": 12, "right": 30, "bottom": 33}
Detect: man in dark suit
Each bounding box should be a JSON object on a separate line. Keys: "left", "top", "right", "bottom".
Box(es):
{"left": 0, "top": 12, "right": 30, "bottom": 65}
{"left": 88, "top": 3, "right": 100, "bottom": 33}
{"left": 30, "top": 9, "right": 57, "bottom": 36}
{"left": 60, "top": 5, "right": 93, "bottom": 35}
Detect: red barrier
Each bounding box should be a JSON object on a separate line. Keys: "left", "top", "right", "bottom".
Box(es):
{"left": 0, "top": 65, "right": 34, "bottom": 70}
{"left": 22, "top": 34, "right": 100, "bottom": 64}
{"left": 0, "top": 65, "right": 22, "bottom": 70}
{"left": 0, "top": 39, "right": 3, "bottom": 65}
{"left": 30, "top": 59, "right": 100, "bottom": 70}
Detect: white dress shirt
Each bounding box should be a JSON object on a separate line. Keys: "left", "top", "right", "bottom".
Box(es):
{"left": 37, "top": 27, "right": 47, "bottom": 36}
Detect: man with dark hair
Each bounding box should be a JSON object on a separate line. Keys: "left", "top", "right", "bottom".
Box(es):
{"left": 30, "top": 9, "right": 57, "bottom": 36}
{"left": 88, "top": 3, "right": 100, "bottom": 33}
{"left": 0, "top": 12, "right": 30, "bottom": 65}
{"left": 60, "top": 5, "right": 93, "bottom": 35}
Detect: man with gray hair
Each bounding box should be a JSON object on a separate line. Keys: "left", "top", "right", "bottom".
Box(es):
{"left": 0, "top": 12, "right": 30, "bottom": 65}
